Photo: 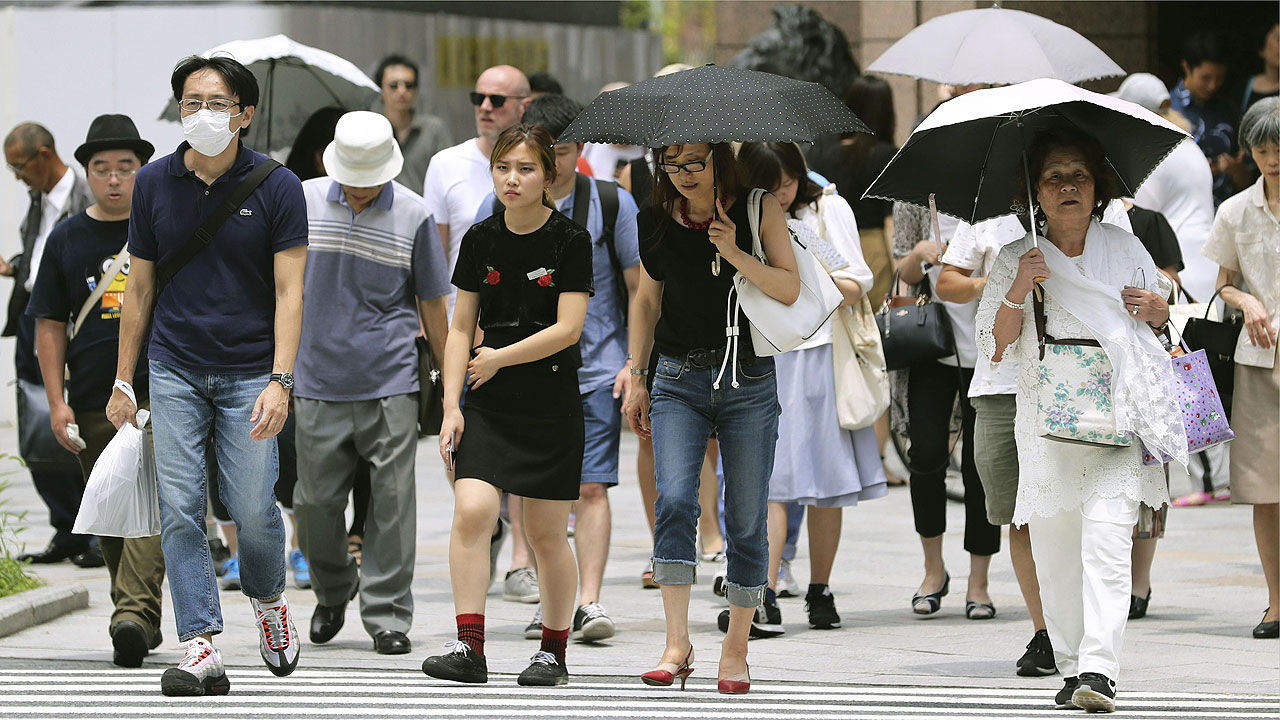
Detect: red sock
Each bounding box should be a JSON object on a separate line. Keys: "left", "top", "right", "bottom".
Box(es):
{"left": 540, "top": 625, "right": 569, "bottom": 662}
{"left": 456, "top": 613, "right": 485, "bottom": 657}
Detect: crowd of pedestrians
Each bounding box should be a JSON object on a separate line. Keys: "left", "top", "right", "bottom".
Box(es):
{"left": 3, "top": 16, "right": 1276, "bottom": 713}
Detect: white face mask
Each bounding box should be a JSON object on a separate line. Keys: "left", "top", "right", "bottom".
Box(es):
{"left": 182, "top": 109, "right": 236, "bottom": 157}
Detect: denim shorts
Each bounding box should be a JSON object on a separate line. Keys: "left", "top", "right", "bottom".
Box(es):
{"left": 580, "top": 384, "right": 621, "bottom": 485}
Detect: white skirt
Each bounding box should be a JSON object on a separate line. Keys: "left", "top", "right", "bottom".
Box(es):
{"left": 770, "top": 343, "right": 888, "bottom": 507}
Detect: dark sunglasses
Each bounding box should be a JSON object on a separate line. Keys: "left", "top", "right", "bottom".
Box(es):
{"left": 469, "top": 92, "right": 526, "bottom": 108}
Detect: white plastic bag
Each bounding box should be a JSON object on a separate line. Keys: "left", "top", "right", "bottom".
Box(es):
{"left": 72, "top": 407, "right": 160, "bottom": 538}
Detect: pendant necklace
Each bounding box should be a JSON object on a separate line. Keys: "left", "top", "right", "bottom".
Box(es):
{"left": 680, "top": 198, "right": 719, "bottom": 276}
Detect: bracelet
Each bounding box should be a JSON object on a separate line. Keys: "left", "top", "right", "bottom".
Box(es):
{"left": 1001, "top": 296, "right": 1026, "bottom": 311}
{"left": 630, "top": 367, "right": 649, "bottom": 376}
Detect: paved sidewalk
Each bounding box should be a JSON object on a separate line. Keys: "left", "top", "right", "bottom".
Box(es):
{"left": 0, "top": 429, "right": 1276, "bottom": 697}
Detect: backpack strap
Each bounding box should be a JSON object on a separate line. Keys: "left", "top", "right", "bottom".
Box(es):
{"left": 592, "top": 177, "right": 628, "bottom": 322}
{"left": 155, "top": 158, "right": 282, "bottom": 293}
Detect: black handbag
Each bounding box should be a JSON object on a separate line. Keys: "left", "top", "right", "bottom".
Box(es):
{"left": 416, "top": 336, "right": 444, "bottom": 436}
{"left": 15, "top": 378, "right": 81, "bottom": 474}
{"left": 875, "top": 271, "right": 955, "bottom": 371}
{"left": 1181, "top": 285, "right": 1243, "bottom": 417}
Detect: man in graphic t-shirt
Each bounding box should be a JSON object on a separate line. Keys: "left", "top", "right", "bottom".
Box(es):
{"left": 27, "top": 113, "right": 166, "bottom": 669}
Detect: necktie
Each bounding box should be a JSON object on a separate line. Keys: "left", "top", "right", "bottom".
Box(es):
{"left": 17, "top": 189, "right": 42, "bottom": 286}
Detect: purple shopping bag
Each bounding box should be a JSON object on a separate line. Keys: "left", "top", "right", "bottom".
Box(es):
{"left": 1141, "top": 348, "right": 1234, "bottom": 465}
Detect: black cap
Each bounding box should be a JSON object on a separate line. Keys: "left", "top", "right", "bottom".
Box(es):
{"left": 74, "top": 114, "right": 155, "bottom": 166}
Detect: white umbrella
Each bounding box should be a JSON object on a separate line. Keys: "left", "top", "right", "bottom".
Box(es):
{"left": 159, "top": 34, "right": 380, "bottom": 152}
{"left": 866, "top": 7, "right": 1124, "bottom": 86}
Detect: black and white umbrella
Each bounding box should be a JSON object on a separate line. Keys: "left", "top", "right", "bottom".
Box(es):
{"left": 558, "top": 64, "right": 869, "bottom": 147}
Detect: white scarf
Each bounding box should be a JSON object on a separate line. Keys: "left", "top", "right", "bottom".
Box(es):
{"left": 1037, "top": 221, "right": 1189, "bottom": 466}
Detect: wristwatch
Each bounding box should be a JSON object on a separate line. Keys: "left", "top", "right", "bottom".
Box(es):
{"left": 269, "top": 372, "right": 295, "bottom": 390}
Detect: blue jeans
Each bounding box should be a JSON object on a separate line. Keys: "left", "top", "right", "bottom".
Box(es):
{"left": 150, "top": 360, "right": 284, "bottom": 641}
{"left": 649, "top": 351, "right": 779, "bottom": 608}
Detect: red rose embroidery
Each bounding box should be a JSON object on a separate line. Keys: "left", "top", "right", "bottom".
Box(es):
{"left": 485, "top": 266, "right": 501, "bottom": 285}
{"left": 537, "top": 274, "right": 554, "bottom": 287}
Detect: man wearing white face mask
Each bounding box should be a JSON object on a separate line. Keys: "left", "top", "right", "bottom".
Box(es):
{"left": 108, "top": 54, "right": 309, "bottom": 697}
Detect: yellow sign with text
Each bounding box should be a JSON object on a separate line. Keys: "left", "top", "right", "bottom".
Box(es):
{"left": 436, "top": 36, "right": 550, "bottom": 88}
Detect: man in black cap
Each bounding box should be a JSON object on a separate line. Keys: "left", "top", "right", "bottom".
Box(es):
{"left": 3, "top": 122, "right": 95, "bottom": 566}
{"left": 26, "top": 114, "right": 167, "bottom": 667}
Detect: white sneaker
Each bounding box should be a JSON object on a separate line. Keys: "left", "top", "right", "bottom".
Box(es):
{"left": 706, "top": 552, "right": 728, "bottom": 598}
{"left": 160, "top": 638, "right": 230, "bottom": 696}
{"left": 253, "top": 596, "right": 300, "bottom": 677}
{"left": 504, "top": 567, "right": 540, "bottom": 603}
{"left": 572, "top": 602, "right": 616, "bottom": 641}
{"left": 777, "top": 559, "right": 802, "bottom": 598}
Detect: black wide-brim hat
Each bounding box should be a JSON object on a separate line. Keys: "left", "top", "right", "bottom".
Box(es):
{"left": 74, "top": 114, "right": 155, "bottom": 166}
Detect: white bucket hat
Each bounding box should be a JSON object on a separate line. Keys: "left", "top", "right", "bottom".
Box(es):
{"left": 323, "top": 111, "right": 403, "bottom": 188}
{"left": 1111, "top": 73, "right": 1171, "bottom": 114}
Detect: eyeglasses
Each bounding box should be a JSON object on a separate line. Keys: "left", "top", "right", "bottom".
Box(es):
{"left": 89, "top": 168, "right": 138, "bottom": 180}
{"left": 386, "top": 81, "right": 417, "bottom": 91}
{"left": 657, "top": 157, "right": 710, "bottom": 174}
{"left": 6, "top": 153, "right": 39, "bottom": 176}
{"left": 469, "top": 92, "right": 526, "bottom": 108}
{"left": 178, "top": 98, "right": 242, "bottom": 114}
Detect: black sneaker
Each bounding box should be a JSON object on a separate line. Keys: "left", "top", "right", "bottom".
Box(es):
{"left": 1017, "top": 629, "right": 1058, "bottom": 677}
{"left": 1071, "top": 672, "right": 1116, "bottom": 713}
{"left": 421, "top": 641, "right": 488, "bottom": 683}
{"left": 1054, "top": 676, "right": 1080, "bottom": 710}
{"left": 571, "top": 602, "right": 615, "bottom": 641}
{"left": 805, "top": 589, "right": 841, "bottom": 629}
{"left": 717, "top": 602, "right": 785, "bottom": 638}
{"left": 111, "top": 620, "right": 151, "bottom": 668}
{"left": 517, "top": 650, "right": 569, "bottom": 686}
{"left": 209, "top": 538, "right": 231, "bottom": 574}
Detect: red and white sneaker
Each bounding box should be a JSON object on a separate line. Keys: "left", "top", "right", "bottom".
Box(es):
{"left": 161, "top": 637, "right": 230, "bottom": 696}
{"left": 253, "top": 595, "right": 300, "bottom": 676}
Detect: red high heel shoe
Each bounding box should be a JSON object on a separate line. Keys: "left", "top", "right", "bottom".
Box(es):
{"left": 640, "top": 645, "right": 694, "bottom": 690}
{"left": 717, "top": 663, "right": 750, "bottom": 695}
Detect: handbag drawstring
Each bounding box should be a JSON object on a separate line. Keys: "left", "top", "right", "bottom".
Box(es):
{"left": 714, "top": 288, "right": 741, "bottom": 390}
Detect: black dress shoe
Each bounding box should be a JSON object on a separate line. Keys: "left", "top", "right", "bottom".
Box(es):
{"left": 71, "top": 544, "right": 106, "bottom": 568}
{"left": 1129, "top": 589, "right": 1151, "bottom": 620}
{"left": 1254, "top": 608, "right": 1279, "bottom": 639}
{"left": 374, "top": 630, "right": 411, "bottom": 655}
{"left": 310, "top": 603, "right": 347, "bottom": 644}
{"left": 111, "top": 620, "right": 151, "bottom": 668}
{"left": 18, "top": 541, "right": 83, "bottom": 564}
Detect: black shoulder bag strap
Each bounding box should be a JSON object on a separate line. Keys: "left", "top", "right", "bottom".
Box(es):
{"left": 155, "top": 159, "right": 282, "bottom": 293}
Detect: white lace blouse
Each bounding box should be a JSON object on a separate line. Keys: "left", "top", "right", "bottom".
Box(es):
{"left": 976, "top": 228, "right": 1169, "bottom": 525}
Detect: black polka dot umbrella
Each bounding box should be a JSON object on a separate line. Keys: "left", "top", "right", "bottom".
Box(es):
{"left": 558, "top": 64, "right": 870, "bottom": 146}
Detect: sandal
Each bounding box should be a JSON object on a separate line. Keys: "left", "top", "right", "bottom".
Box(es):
{"left": 347, "top": 535, "right": 363, "bottom": 567}
{"left": 965, "top": 600, "right": 996, "bottom": 620}
{"left": 1172, "top": 491, "right": 1212, "bottom": 507}
{"left": 911, "top": 572, "right": 949, "bottom": 615}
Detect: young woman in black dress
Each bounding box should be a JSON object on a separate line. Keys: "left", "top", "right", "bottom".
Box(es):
{"left": 420, "top": 124, "right": 593, "bottom": 687}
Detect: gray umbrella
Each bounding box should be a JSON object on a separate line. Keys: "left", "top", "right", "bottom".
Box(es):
{"left": 558, "top": 64, "right": 869, "bottom": 147}
{"left": 866, "top": 6, "right": 1124, "bottom": 86}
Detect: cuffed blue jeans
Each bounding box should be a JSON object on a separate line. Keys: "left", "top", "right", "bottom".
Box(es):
{"left": 649, "top": 352, "right": 779, "bottom": 608}
{"left": 150, "top": 360, "right": 285, "bottom": 641}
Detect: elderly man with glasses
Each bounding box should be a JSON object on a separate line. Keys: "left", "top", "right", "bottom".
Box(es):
{"left": 3, "top": 122, "right": 96, "bottom": 568}
{"left": 108, "top": 54, "right": 308, "bottom": 696}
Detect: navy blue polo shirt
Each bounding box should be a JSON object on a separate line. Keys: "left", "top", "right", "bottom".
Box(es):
{"left": 128, "top": 142, "right": 308, "bottom": 373}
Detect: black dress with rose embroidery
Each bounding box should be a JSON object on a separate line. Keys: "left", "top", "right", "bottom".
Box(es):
{"left": 450, "top": 211, "right": 594, "bottom": 500}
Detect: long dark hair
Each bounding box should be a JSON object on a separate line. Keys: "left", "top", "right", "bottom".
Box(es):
{"left": 490, "top": 123, "right": 557, "bottom": 210}
{"left": 840, "top": 75, "right": 895, "bottom": 170}
{"left": 737, "top": 142, "right": 822, "bottom": 214}
{"left": 649, "top": 143, "right": 743, "bottom": 221}
{"left": 285, "top": 106, "right": 344, "bottom": 181}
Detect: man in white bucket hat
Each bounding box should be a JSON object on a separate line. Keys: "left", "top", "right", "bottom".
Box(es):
{"left": 292, "top": 110, "right": 450, "bottom": 655}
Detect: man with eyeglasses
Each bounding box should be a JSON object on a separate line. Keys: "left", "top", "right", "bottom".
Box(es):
{"left": 373, "top": 54, "right": 451, "bottom": 197}
{"left": 26, "top": 114, "right": 168, "bottom": 668}
{"left": 107, "top": 54, "right": 308, "bottom": 696}
{"left": 2, "top": 122, "right": 97, "bottom": 568}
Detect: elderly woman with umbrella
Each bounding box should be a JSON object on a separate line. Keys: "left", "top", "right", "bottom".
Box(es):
{"left": 562, "top": 65, "right": 866, "bottom": 694}
{"left": 870, "top": 79, "right": 1190, "bottom": 713}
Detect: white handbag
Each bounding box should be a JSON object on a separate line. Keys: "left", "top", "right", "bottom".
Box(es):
{"left": 734, "top": 188, "right": 844, "bottom": 356}
{"left": 830, "top": 297, "right": 890, "bottom": 429}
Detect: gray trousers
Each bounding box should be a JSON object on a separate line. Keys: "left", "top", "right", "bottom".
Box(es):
{"left": 294, "top": 393, "right": 418, "bottom": 637}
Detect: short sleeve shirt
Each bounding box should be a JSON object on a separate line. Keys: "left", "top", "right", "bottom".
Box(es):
{"left": 128, "top": 142, "right": 308, "bottom": 373}
{"left": 1201, "top": 178, "right": 1280, "bottom": 365}
{"left": 422, "top": 138, "right": 493, "bottom": 309}
{"left": 452, "top": 211, "right": 593, "bottom": 366}
{"left": 26, "top": 211, "right": 150, "bottom": 409}
{"left": 295, "top": 180, "right": 451, "bottom": 401}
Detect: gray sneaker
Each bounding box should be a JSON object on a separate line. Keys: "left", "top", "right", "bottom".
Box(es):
{"left": 572, "top": 602, "right": 616, "bottom": 642}
{"left": 777, "top": 559, "right": 802, "bottom": 598}
{"left": 523, "top": 606, "right": 543, "bottom": 640}
{"left": 504, "top": 567, "right": 540, "bottom": 603}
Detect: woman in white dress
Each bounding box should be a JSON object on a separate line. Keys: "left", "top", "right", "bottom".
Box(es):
{"left": 977, "top": 127, "right": 1185, "bottom": 714}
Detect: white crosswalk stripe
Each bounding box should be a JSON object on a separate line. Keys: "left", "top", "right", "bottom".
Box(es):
{"left": 1, "top": 668, "right": 1277, "bottom": 719}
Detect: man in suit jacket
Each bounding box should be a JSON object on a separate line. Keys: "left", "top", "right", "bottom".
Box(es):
{"left": 3, "top": 122, "right": 97, "bottom": 565}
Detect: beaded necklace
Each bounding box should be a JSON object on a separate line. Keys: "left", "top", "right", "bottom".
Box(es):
{"left": 679, "top": 197, "right": 712, "bottom": 230}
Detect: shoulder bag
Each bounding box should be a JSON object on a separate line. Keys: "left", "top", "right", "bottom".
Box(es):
{"left": 1032, "top": 290, "right": 1133, "bottom": 447}
{"left": 874, "top": 270, "right": 954, "bottom": 371}
{"left": 416, "top": 336, "right": 443, "bottom": 435}
{"left": 734, "top": 188, "right": 843, "bottom": 356}
{"left": 1180, "top": 284, "right": 1242, "bottom": 417}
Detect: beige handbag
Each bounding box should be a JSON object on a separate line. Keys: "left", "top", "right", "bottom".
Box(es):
{"left": 830, "top": 296, "right": 889, "bottom": 430}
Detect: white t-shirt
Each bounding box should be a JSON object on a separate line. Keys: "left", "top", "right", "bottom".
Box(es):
{"left": 421, "top": 138, "right": 492, "bottom": 311}
{"left": 29, "top": 169, "right": 79, "bottom": 292}
{"left": 1134, "top": 138, "right": 1216, "bottom": 302}
{"left": 581, "top": 143, "right": 644, "bottom": 181}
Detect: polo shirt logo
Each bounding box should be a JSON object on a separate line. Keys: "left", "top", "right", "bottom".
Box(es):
{"left": 239, "top": 208, "right": 253, "bottom": 216}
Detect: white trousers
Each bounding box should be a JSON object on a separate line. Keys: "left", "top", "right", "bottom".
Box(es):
{"left": 1029, "top": 494, "right": 1140, "bottom": 680}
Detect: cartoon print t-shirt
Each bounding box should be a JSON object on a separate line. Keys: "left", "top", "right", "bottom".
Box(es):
{"left": 27, "top": 211, "right": 149, "bottom": 409}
